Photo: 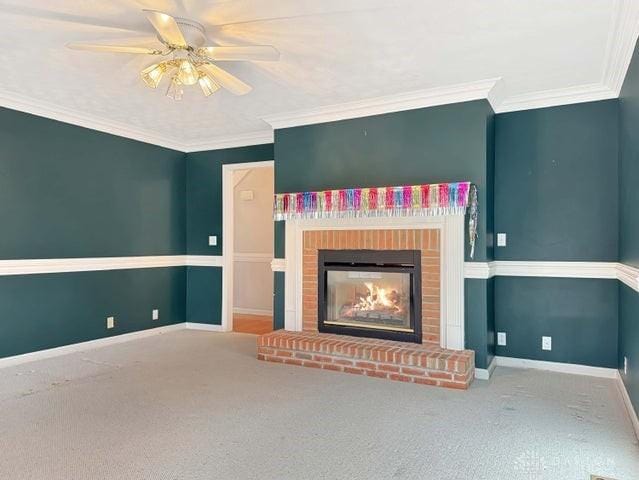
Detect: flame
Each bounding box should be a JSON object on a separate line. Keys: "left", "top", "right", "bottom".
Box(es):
{"left": 354, "top": 282, "right": 402, "bottom": 313}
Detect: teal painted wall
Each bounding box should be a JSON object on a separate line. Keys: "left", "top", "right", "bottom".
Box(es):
{"left": 619, "top": 37, "right": 639, "bottom": 411}
{"left": 0, "top": 108, "right": 185, "bottom": 259}
{"left": 0, "top": 268, "right": 185, "bottom": 358}
{"left": 495, "top": 277, "right": 618, "bottom": 367}
{"left": 494, "top": 101, "right": 620, "bottom": 369}
{"left": 186, "top": 144, "right": 274, "bottom": 256}
{"left": 274, "top": 100, "right": 495, "bottom": 366}
{"left": 495, "top": 101, "right": 618, "bottom": 261}
{"left": 0, "top": 108, "right": 187, "bottom": 359}
{"left": 274, "top": 100, "right": 494, "bottom": 261}
{"left": 185, "top": 144, "right": 274, "bottom": 325}
{"left": 186, "top": 267, "right": 222, "bottom": 325}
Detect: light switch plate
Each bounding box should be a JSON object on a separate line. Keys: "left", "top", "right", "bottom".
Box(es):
{"left": 497, "top": 332, "right": 507, "bottom": 346}
{"left": 497, "top": 233, "right": 507, "bottom": 247}
{"left": 208, "top": 235, "right": 217, "bottom": 246}
{"left": 152, "top": 309, "right": 159, "bottom": 321}
{"left": 240, "top": 190, "right": 254, "bottom": 201}
{"left": 107, "top": 316, "right": 115, "bottom": 329}
{"left": 542, "top": 336, "right": 552, "bottom": 351}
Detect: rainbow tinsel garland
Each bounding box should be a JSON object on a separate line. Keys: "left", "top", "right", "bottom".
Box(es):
{"left": 273, "top": 182, "right": 479, "bottom": 257}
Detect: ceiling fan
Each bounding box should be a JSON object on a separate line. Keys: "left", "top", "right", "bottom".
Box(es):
{"left": 67, "top": 10, "right": 280, "bottom": 100}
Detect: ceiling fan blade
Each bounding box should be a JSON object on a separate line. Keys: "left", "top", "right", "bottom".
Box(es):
{"left": 67, "top": 42, "right": 161, "bottom": 54}
{"left": 199, "top": 63, "right": 252, "bottom": 95}
{"left": 143, "top": 10, "right": 187, "bottom": 47}
{"left": 198, "top": 45, "right": 280, "bottom": 62}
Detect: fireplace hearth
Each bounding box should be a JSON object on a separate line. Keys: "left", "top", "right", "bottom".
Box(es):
{"left": 318, "top": 249, "right": 422, "bottom": 343}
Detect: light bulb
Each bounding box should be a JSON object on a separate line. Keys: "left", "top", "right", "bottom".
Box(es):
{"left": 141, "top": 62, "right": 166, "bottom": 88}
{"left": 177, "top": 60, "right": 199, "bottom": 85}
{"left": 166, "top": 75, "right": 184, "bottom": 101}
{"left": 198, "top": 73, "right": 219, "bottom": 97}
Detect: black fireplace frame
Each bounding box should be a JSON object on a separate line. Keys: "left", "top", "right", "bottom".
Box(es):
{"left": 318, "top": 249, "right": 422, "bottom": 344}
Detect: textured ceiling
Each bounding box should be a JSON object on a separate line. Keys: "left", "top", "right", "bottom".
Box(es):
{"left": 0, "top": 0, "right": 628, "bottom": 149}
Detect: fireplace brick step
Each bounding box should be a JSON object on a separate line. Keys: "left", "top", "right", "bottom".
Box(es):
{"left": 256, "top": 331, "right": 475, "bottom": 390}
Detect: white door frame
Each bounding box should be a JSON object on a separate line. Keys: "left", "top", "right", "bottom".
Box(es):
{"left": 221, "top": 160, "right": 275, "bottom": 331}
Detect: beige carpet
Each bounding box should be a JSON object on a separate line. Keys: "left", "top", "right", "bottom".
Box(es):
{"left": 0, "top": 330, "right": 637, "bottom": 480}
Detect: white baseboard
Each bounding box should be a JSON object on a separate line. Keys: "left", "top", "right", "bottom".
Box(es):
{"left": 494, "top": 356, "right": 618, "bottom": 378}
{"left": 233, "top": 307, "right": 273, "bottom": 316}
{"left": 616, "top": 371, "right": 639, "bottom": 441}
{"left": 475, "top": 356, "right": 497, "bottom": 380}
{"left": 0, "top": 323, "right": 185, "bottom": 369}
{"left": 185, "top": 322, "right": 226, "bottom": 332}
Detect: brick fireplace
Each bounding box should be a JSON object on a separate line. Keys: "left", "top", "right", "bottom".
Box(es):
{"left": 303, "top": 229, "right": 441, "bottom": 344}
{"left": 261, "top": 215, "right": 474, "bottom": 389}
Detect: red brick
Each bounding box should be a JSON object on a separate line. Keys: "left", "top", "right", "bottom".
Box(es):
{"left": 322, "top": 364, "right": 343, "bottom": 372}
{"left": 401, "top": 366, "right": 426, "bottom": 376}
{"left": 344, "top": 367, "right": 364, "bottom": 375}
{"left": 366, "top": 370, "right": 388, "bottom": 379}
{"left": 426, "top": 371, "right": 452, "bottom": 380}
{"left": 334, "top": 358, "right": 354, "bottom": 366}
{"left": 414, "top": 377, "right": 438, "bottom": 386}
{"left": 284, "top": 358, "right": 304, "bottom": 366}
{"left": 355, "top": 361, "right": 377, "bottom": 370}
{"left": 389, "top": 373, "right": 412, "bottom": 383}
{"left": 303, "top": 361, "right": 322, "bottom": 369}
{"left": 294, "top": 352, "right": 313, "bottom": 360}
{"left": 276, "top": 350, "right": 293, "bottom": 358}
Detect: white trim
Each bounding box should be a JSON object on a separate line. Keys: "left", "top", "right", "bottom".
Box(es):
{"left": 0, "top": 255, "right": 186, "bottom": 276}
{"left": 2, "top": 0, "right": 637, "bottom": 152}
{"left": 234, "top": 253, "right": 272, "bottom": 263}
{"left": 492, "top": 261, "right": 618, "bottom": 279}
{"left": 222, "top": 160, "right": 275, "bottom": 333}
{"left": 464, "top": 262, "right": 495, "bottom": 279}
{"left": 282, "top": 215, "right": 465, "bottom": 350}
{"left": 0, "top": 90, "right": 186, "bottom": 152}
{"left": 0, "top": 324, "right": 185, "bottom": 369}
{"left": 185, "top": 255, "right": 223, "bottom": 267}
{"left": 617, "top": 262, "right": 639, "bottom": 292}
{"left": 616, "top": 371, "right": 639, "bottom": 440}
{"left": 271, "top": 258, "right": 286, "bottom": 272}
{"left": 603, "top": 0, "right": 639, "bottom": 96}
{"left": 263, "top": 79, "right": 502, "bottom": 129}
{"left": 494, "top": 356, "right": 618, "bottom": 378}
{"left": 494, "top": 83, "right": 617, "bottom": 113}
{"left": 475, "top": 356, "right": 497, "bottom": 380}
{"left": 185, "top": 322, "right": 225, "bottom": 331}
{"left": 233, "top": 307, "right": 273, "bottom": 316}
{"left": 182, "top": 131, "right": 274, "bottom": 153}
{"left": 0, "top": 255, "right": 223, "bottom": 275}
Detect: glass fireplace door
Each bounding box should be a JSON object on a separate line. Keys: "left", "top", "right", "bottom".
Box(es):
{"left": 325, "top": 270, "right": 412, "bottom": 331}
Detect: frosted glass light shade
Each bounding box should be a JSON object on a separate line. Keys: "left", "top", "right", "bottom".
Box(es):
{"left": 177, "top": 60, "right": 199, "bottom": 85}
{"left": 166, "top": 76, "right": 184, "bottom": 101}
{"left": 141, "top": 62, "right": 166, "bottom": 88}
{"left": 198, "top": 74, "right": 219, "bottom": 96}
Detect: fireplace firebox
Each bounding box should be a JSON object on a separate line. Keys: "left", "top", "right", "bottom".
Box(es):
{"left": 318, "top": 250, "right": 422, "bottom": 343}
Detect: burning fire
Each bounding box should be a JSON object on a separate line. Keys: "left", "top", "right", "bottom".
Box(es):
{"left": 353, "top": 282, "right": 403, "bottom": 313}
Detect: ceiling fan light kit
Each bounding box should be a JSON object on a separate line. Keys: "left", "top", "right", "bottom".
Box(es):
{"left": 67, "top": 9, "right": 279, "bottom": 101}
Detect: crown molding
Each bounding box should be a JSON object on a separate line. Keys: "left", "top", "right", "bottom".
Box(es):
{"left": 0, "top": 90, "right": 187, "bottom": 151}
{"left": 182, "top": 130, "right": 274, "bottom": 153}
{"left": 262, "top": 78, "right": 502, "bottom": 129}
{"left": 602, "top": 0, "right": 639, "bottom": 95}
{"left": 494, "top": 83, "right": 618, "bottom": 113}
{"left": 1, "top": 0, "right": 638, "bottom": 149}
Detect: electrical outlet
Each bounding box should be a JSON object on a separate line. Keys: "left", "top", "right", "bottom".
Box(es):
{"left": 208, "top": 235, "right": 217, "bottom": 246}
{"left": 542, "top": 336, "right": 552, "bottom": 351}
{"left": 152, "top": 309, "right": 159, "bottom": 321}
{"left": 106, "top": 316, "right": 115, "bottom": 329}
{"left": 624, "top": 356, "right": 628, "bottom": 375}
{"left": 497, "top": 233, "right": 507, "bottom": 247}
{"left": 497, "top": 332, "right": 507, "bottom": 346}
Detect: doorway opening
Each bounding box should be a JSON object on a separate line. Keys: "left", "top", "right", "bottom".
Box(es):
{"left": 222, "top": 161, "right": 274, "bottom": 334}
